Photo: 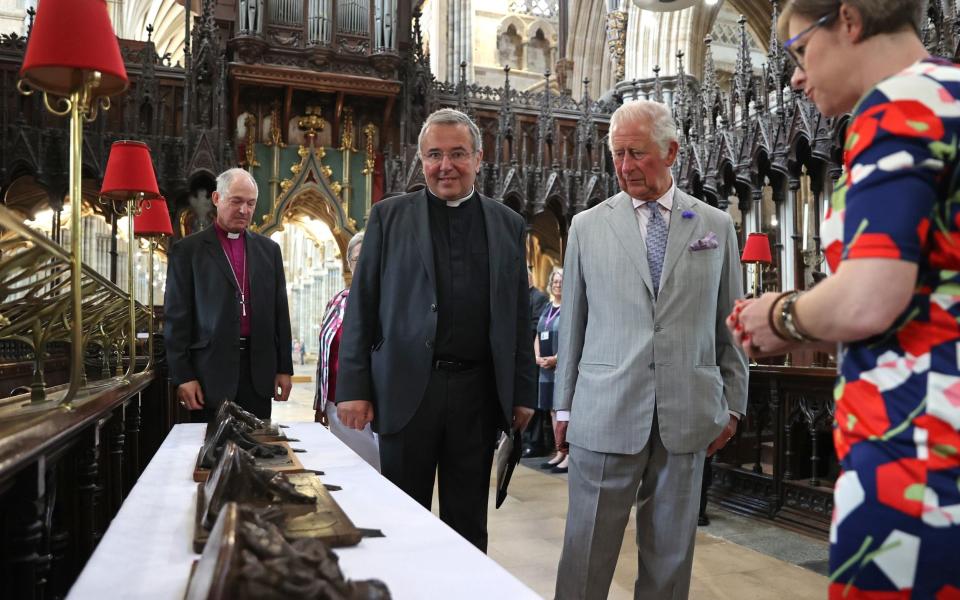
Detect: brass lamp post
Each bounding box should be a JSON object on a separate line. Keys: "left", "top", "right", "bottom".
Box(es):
{"left": 100, "top": 141, "right": 162, "bottom": 380}
{"left": 133, "top": 197, "right": 173, "bottom": 371}
{"left": 18, "top": 0, "right": 129, "bottom": 404}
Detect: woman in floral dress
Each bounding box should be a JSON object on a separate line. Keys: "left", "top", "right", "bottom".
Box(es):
{"left": 732, "top": 1, "right": 960, "bottom": 597}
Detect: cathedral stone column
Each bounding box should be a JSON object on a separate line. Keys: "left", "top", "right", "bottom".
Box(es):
{"left": 446, "top": 0, "right": 472, "bottom": 83}
{"left": 606, "top": 6, "right": 627, "bottom": 85}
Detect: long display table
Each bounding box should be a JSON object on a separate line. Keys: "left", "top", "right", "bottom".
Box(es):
{"left": 67, "top": 422, "right": 540, "bottom": 599}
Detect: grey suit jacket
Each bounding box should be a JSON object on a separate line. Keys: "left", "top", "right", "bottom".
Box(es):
{"left": 554, "top": 189, "right": 748, "bottom": 455}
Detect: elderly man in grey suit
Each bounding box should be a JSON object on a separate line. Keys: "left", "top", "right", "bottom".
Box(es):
{"left": 553, "top": 100, "right": 748, "bottom": 599}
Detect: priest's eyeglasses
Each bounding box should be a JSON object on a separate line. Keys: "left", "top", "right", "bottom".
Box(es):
{"left": 783, "top": 12, "right": 837, "bottom": 72}
{"left": 422, "top": 150, "right": 476, "bottom": 164}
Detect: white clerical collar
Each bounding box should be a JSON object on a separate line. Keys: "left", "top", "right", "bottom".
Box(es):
{"left": 428, "top": 186, "right": 475, "bottom": 207}
{"left": 226, "top": 231, "right": 241, "bottom": 240}
{"left": 631, "top": 180, "right": 675, "bottom": 212}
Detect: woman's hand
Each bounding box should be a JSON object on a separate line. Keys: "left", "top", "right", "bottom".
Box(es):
{"left": 728, "top": 293, "right": 794, "bottom": 358}
{"left": 541, "top": 356, "right": 558, "bottom": 370}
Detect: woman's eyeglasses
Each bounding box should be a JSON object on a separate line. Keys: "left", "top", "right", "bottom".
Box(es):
{"left": 783, "top": 12, "right": 836, "bottom": 72}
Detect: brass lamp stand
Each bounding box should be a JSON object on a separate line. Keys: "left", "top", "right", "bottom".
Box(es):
{"left": 17, "top": 0, "right": 129, "bottom": 405}
{"left": 100, "top": 141, "right": 162, "bottom": 380}
{"left": 132, "top": 197, "right": 173, "bottom": 371}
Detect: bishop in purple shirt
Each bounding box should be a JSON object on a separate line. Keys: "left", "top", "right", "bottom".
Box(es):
{"left": 163, "top": 168, "right": 293, "bottom": 420}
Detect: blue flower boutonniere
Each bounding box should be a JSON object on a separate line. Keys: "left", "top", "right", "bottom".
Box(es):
{"left": 682, "top": 210, "right": 695, "bottom": 219}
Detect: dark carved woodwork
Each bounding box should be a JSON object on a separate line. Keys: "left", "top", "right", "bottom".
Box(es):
{"left": 77, "top": 426, "right": 102, "bottom": 557}
{"left": 123, "top": 396, "right": 141, "bottom": 498}
{"left": 710, "top": 366, "right": 836, "bottom": 538}
{"left": 3, "top": 462, "right": 45, "bottom": 600}
{"left": 105, "top": 408, "right": 126, "bottom": 519}
{"left": 49, "top": 451, "right": 76, "bottom": 599}
{"left": 0, "top": 373, "right": 171, "bottom": 598}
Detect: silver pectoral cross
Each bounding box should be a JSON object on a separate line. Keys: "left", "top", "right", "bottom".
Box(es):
{"left": 240, "top": 292, "right": 247, "bottom": 316}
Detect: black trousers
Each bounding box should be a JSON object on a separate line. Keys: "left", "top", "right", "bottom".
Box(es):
{"left": 192, "top": 348, "right": 271, "bottom": 422}
{"left": 378, "top": 365, "right": 500, "bottom": 552}
{"left": 523, "top": 409, "right": 555, "bottom": 453}
{"left": 699, "top": 454, "right": 713, "bottom": 518}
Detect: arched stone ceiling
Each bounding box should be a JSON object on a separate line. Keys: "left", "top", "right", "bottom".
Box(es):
{"left": 566, "top": 0, "right": 774, "bottom": 99}
{"left": 113, "top": 0, "right": 191, "bottom": 66}
{"left": 567, "top": 0, "right": 618, "bottom": 100}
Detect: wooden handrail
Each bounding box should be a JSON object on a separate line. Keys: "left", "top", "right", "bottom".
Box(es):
{"left": 0, "top": 370, "right": 154, "bottom": 484}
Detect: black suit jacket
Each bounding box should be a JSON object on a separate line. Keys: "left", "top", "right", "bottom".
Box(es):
{"left": 335, "top": 189, "right": 537, "bottom": 435}
{"left": 163, "top": 226, "right": 293, "bottom": 403}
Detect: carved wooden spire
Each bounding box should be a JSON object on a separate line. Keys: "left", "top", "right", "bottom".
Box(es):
{"left": 495, "top": 65, "right": 514, "bottom": 192}
{"left": 702, "top": 35, "right": 720, "bottom": 140}
{"left": 734, "top": 14, "right": 754, "bottom": 127}
{"left": 652, "top": 65, "right": 664, "bottom": 104}
{"left": 767, "top": 0, "right": 787, "bottom": 118}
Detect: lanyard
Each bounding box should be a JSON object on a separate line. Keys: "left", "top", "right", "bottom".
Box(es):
{"left": 543, "top": 304, "right": 560, "bottom": 330}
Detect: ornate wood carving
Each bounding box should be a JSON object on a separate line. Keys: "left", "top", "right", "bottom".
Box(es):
{"left": 124, "top": 396, "right": 142, "bottom": 498}
{"left": 710, "top": 366, "right": 836, "bottom": 538}
{"left": 0, "top": 375, "right": 163, "bottom": 597}
{"left": 105, "top": 408, "right": 126, "bottom": 517}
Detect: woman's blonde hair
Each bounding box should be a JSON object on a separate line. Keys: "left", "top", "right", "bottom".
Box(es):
{"left": 778, "top": 0, "right": 922, "bottom": 42}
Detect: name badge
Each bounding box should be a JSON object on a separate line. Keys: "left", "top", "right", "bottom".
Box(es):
{"left": 540, "top": 331, "right": 550, "bottom": 341}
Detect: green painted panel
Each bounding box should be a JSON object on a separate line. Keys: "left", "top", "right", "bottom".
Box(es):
{"left": 248, "top": 143, "right": 370, "bottom": 229}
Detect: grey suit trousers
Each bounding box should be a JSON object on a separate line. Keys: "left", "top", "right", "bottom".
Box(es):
{"left": 555, "top": 414, "right": 705, "bottom": 600}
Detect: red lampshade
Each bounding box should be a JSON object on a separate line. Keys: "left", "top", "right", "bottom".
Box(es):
{"left": 19, "top": 0, "right": 128, "bottom": 98}
{"left": 134, "top": 197, "right": 173, "bottom": 237}
{"left": 100, "top": 141, "right": 161, "bottom": 200}
{"left": 741, "top": 233, "right": 772, "bottom": 264}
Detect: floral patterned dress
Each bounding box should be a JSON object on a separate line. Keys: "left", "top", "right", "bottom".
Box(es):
{"left": 820, "top": 58, "right": 960, "bottom": 598}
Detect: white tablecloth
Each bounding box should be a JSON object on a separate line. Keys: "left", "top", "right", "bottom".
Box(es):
{"left": 68, "top": 423, "right": 540, "bottom": 599}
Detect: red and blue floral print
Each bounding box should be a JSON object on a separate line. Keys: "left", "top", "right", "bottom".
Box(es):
{"left": 822, "top": 59, "right": 960, "bottom": 599}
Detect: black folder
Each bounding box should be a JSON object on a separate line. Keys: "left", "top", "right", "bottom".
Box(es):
{"left": 494, "top": 429, "right": 523, "bottom": 509}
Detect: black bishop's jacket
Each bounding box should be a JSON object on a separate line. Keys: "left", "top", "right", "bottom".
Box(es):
{"left": 164, "top": 225, "right": 293, "bottom": 405}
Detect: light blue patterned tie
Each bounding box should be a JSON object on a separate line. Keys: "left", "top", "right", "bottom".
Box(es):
{"left": 644, "top": 202, "right": 668, "bottom": 296}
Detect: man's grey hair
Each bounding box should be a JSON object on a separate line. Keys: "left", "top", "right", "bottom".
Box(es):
{"left": 346, "top": 231, "right": 364, "bottom": 265}
{"left": 417, "top": 108, "right": 482, "bottom": 155}
{"left": 216, "top": 167, "right": 259, "bottom": 199}
{"left": 608, "top": 100, "right": 679, "bottom": 156}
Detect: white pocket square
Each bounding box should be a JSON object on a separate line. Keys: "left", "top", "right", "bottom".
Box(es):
{"left": 689, "top": 232, "right": 719, "bottom": 251}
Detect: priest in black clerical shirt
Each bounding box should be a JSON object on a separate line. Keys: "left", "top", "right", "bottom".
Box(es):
{"left": 335, "top": 108, "right": 536, "bottom": 552}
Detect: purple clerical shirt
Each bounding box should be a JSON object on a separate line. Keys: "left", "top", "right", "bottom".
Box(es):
{"left": 214, "top": 222, "right": 251, "bottom": 337}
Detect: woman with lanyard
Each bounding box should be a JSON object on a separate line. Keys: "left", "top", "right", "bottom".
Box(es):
{"left": 536, "top": 267, "right": 567, "bottom": 473}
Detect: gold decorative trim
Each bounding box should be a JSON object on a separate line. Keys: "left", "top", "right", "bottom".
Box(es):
{"left": 229, "top": 64, "right": 401, "bottom": 96}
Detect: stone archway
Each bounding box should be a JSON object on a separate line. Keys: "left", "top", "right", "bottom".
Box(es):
{"left": 260, "top": 185, "right": 356, "bottom": 362}
{"left": 260, "top": 186, "right": 355, "bottom": 284}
